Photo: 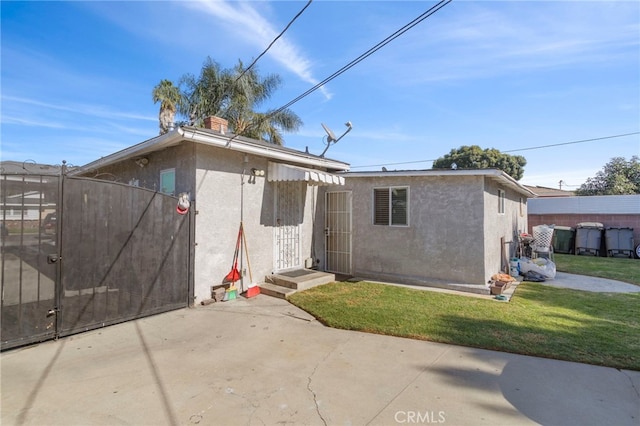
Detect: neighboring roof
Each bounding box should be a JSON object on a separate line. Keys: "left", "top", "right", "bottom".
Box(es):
{"left": 345, "top": 169, "right": 537, "bottom": 197}
{"left": 73, "top": 126, "right": 350, "bottom": 175}
{"left": 0, "top": 160, "right": 64, "bottom": 175}
{"left": 529, "top": 194, "right": 640, "bottom": 214}
{"left": 524, "top": 185, "right": 575, "bottom": 197}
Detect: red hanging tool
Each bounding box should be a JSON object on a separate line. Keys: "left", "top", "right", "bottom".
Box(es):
{"left": 224, "top": 224, "right": 243, "bottom": 283}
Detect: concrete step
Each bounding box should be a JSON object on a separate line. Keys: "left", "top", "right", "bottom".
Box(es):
{"left": 267, "top": 269, "right": 335, "bottom": 291}
{"left": 261, "top": 269, "right": 336, "bottom": 299}
{"left": 259, "top": 282, "right": 297, "bottom": 299}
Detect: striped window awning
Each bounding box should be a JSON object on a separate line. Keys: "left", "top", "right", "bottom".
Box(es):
{"left": 267, "top": 162, "right": 345, "bottom": 186}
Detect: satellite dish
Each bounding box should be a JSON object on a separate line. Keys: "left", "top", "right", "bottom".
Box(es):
{"left": 318, "top": 121, "right": 353, "bottom": 157}
{"left": 321, "top": 123, "right": 337, "bottom": 143}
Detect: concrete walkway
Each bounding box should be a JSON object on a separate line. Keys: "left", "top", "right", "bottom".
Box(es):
{"left": 2, "top": 295, "right": 639, "bottom": 426}
{"left": 541, "top": 272, "right": 640, "bottom": 293}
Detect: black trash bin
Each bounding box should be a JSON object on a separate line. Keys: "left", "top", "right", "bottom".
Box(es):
{"left": 553, "top": 226, "right": 575, "bottom": 254}
{"left": 575, "top": 222, "right": 604, "bottom": 256}
{"left": 605, "top": 227, "right": 635, "bottom": 258}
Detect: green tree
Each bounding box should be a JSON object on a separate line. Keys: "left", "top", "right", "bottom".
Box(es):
{"left": 176, "top": 57, "right": 302, "bottom": 145}
{"left": 225, "top": 60, "right": 302, "bottom": 145}
{"left": 178, "top": 57, "right": 232, "bottom": 127}
{"left": 432, "top": 145, "right": 527, "bottom": 180}
{"left": 575, "top": 156, "right": 640, "bottom": 196}
{"left": 152, "top": 79, "right": 182, "bottom": 135}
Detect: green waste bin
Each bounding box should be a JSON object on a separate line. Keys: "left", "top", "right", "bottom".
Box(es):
{"left": 553, "top": 226, "right": 575, "bottom": 254}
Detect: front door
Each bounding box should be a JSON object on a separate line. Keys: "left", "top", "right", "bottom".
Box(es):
{"left": 325, "top": 191, "right": 352, "bottom": 274}
{"left": 274, "top": 182, "right": 304, "bottom": 271}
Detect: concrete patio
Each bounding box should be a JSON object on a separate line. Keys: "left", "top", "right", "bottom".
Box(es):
{"left": 2, "top": 293, "right": 638, "bottom": 426}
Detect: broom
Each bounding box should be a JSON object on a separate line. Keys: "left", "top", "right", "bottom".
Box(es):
{"left": 242, "top": 222, "right": 260, "bottom": 297}
{"left": 223, "top": 225, "right": 242, "bottom": 300}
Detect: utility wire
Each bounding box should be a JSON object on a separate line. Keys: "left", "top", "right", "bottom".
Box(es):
{"left": 225, "top": 0, "right": 450, "bottom": 146}
{"left": 235, "top": 0, "right": 313, "bottom": 83}
{"left": 271, "top": 0, "right": 452, "bottom": 116}
{"left": 350, "top": 132, "right": 640, "bottom": 169}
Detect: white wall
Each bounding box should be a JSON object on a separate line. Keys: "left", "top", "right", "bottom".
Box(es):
{"left": 529, "top": 195, "right": 639, "bottom": 214}
{"left": 483, "top": 178, "right": 529, "bottom": 282}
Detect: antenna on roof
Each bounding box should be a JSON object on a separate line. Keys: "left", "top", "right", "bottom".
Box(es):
{"left": 319, "top": 121, "right": 353, "bottom": 157}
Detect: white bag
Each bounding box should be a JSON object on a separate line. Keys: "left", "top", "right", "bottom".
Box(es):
{"left": 519, "top": 257, "right": 556, "bottom": 279}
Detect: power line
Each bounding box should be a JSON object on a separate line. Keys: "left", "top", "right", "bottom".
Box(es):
{"left": 350, "top": 132, "right": 640, "bottom": 169}
{"left": 502, "top": 132, "right": 639, "bottom": 154}
{"left": 271, "top": 0, "right": 452, "bottom": 116}
{"left": 235, "top": 0, "right": 313, "bottom": 83}
{"left": 225, "top": 0, "right": 450, "bottom": 145}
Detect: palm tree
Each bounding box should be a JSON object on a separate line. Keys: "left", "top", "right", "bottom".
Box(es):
{"left": 224, "top": 60, "right": 301, "bottom": 145}
{"left": 178, "top": 57, "right": 233, "bottom": 127}
{"left": 152, "top": 80, "right": 181, "bottom": 135}
{"left": 177, "top": 58, "right": 302, "bottom": 145}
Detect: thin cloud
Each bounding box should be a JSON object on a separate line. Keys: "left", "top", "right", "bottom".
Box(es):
{"left": 380, "top": 2, "right": 639, "bottom": 85}
{"left": 2, "top": 95, "right": 155, "bottom": 123}
{"left": 184, "top": 0, "right": 331, "bottom": 100}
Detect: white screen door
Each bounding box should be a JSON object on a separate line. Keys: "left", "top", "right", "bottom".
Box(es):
{"left": 274, "top": 182, "right": 303, "bottom": 271}
{"left": 325, "top": 191, "right": 352, "bottom": 274}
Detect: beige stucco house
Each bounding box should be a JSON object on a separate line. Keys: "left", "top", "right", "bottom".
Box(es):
{"left": 319, "top": 169, "right": 535, "bottom": 292}
{"left": 77, "top": 117, "right": 534, "bottom": 300}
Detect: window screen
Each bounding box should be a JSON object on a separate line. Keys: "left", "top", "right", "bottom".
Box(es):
{"left": 373, "top": 189, "right": 390, "bottom": 225}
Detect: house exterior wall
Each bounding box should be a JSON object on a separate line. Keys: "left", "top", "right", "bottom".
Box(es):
{"left": 191, "top": 145, "right": 321, "bottom": 302}
{"left": 81, "top": 142, "right": 196, "bottom": 196}
{"left": 482, "top": 178, "right": 528, "bottom": 281}
{"left": 81, "top": 141, "right": 324, "bottom": 303}
{"left": 342, "top": 175, "right": 489, "bottom": 286}
{"left": 193, "top": 145, "right": 268, "bottom": 302}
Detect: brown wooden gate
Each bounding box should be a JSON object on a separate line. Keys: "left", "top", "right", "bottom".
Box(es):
{"left": 1, "top": 173, "right": 193, "bottom": 350}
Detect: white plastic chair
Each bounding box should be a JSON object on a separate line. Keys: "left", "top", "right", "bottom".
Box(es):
{"left": 532, "top": 224, "right": 555, "bottom": 260}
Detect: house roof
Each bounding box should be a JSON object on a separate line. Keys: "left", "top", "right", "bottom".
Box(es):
{"left": 345, "top": 169, "right": 537, "bottom": 197}
{"left": 523, "top": 185, "right": 575, "bottom": 197}
{"left": 0, "top": 160, "right": 65, "bottom": 175}
{"left": 73, "top": 126, "right": 350, "bottom": 175}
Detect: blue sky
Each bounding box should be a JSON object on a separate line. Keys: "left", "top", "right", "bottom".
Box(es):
{"left": 2, "top": 0, "right": 639, "bottom": 189}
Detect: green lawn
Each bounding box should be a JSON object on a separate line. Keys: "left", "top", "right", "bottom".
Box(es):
{"left": 554, "top": 253, "right": 640, "bottom": 285}
{"left": 289, "top": 255, "right": 640, "bottom": 370}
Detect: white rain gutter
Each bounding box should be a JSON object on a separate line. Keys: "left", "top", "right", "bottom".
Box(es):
{"left": 180, "top": 128, "right": 349, "bottom": 171}
{"left": 73, "top": 127, "right": 350, "bottom": 175}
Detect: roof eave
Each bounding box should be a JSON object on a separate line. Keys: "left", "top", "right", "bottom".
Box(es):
{"left": 181, "top": 127, "right": 349, "bottom": 171}
{"left": 72, "top": 127, "right": 350, "bottom": 175}
{"left": 345, "top": 169, "right": 536, "bottom": 197}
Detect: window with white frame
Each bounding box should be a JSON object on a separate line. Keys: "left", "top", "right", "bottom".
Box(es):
{"left": 498, "top": 189, "right": 505, "bottom": 214}
{"left": 373, "top": 186, "right": 408, "bottom": 226}
{"left": 160, "top": 168, "right": 175, "bottom": 195}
